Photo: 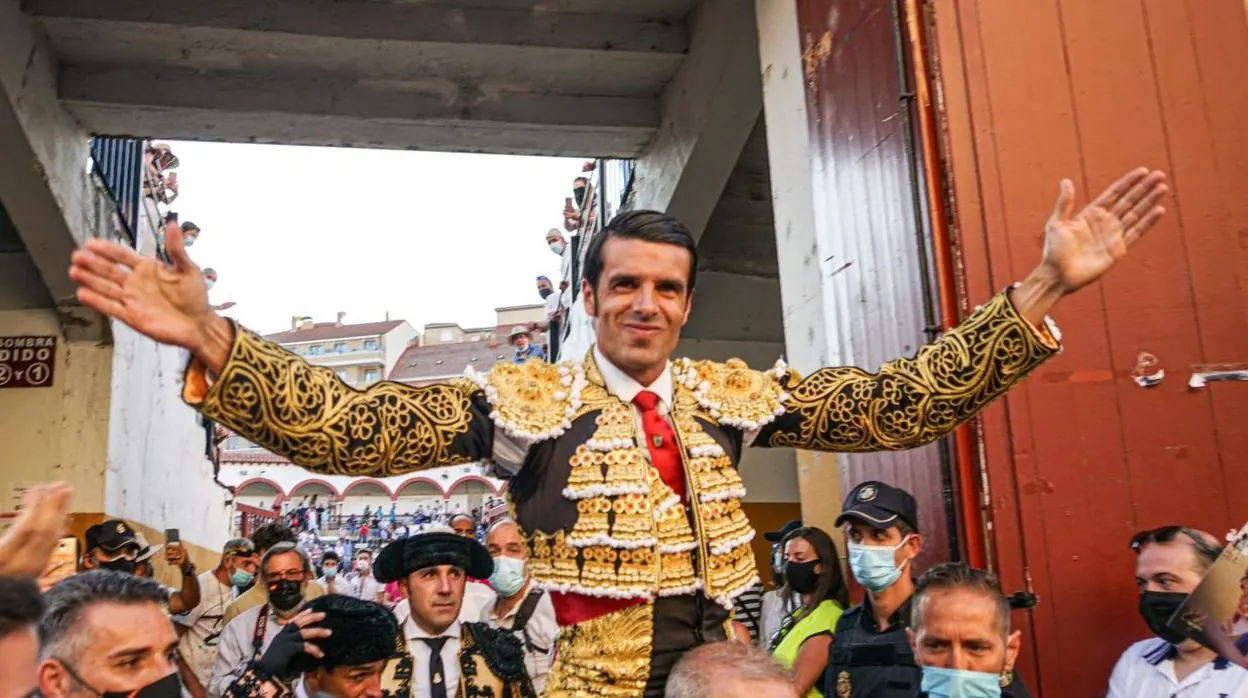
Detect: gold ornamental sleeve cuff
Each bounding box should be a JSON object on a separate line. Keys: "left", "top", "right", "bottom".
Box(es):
{"left": 1007, "top": 283, "right": 1063, "bottom": 351}
{"left": 180, "top": 318, "right": 241, "bottom": 407}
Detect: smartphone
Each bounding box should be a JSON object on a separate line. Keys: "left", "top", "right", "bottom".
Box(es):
{"left": 165, "top": 528, "right": 180, "bottom": 544}
{"left": 38, "top": 537, "right": 79, "bottom": 591}
{"left": 565, "top": 197, "right": 574, "bottom": 209}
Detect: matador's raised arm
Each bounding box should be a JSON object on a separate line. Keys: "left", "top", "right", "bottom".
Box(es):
{"left": 753, "top": 291, "right": 1059, "bottom": 452}
{"left": 183, "top": 323, "right": 490, "bottom": 477}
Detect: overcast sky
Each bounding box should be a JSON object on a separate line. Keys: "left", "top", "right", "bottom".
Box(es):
{"left": 166, "top": 141, "right": 581, "bottom": 334}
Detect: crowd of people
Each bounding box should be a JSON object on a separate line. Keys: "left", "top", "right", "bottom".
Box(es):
{"left": 506, "top": 160, "right": 596, "bottom": 365}
{"left": 3, "top": 476, "right": 1245, "bottom": 698}
{"left": 53, "top": 162, "right": 1237, "bottom": 697}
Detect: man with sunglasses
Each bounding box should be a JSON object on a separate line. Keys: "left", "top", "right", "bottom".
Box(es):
{"left": 1108, "top": 525, "right": 1248, "bottom": 697}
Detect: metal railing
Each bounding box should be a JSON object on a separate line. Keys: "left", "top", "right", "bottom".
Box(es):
{"left": 89, "top": 136, "right": 144, "bottom": 243}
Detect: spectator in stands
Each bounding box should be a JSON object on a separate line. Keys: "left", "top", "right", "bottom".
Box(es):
{"left": 352, "top": 550, "right": 385, "bottom": 604}
{"left": 175, "top": 538, "right": 257, "bottom": 698}
{"left": 181, "top": 221, "right": 201, "bottom": 247}
{"left": 318, "top": 551, "right": 358, "bottom": 598}
{"left": 1, "top": 576, "right": 44, "bottom": 698}
{"left": 572, "top": 176, "right": 589, "bottom": 208}
{"left": 37, "top": 571, "right": 180, "bottom": 698}
{"left": 223, "top": 522, "right": 325, "bottom": 626}
{"left": 82, "top": 520, "right": 201, "bottom": 615}
{"left": 509, "top": 327, "right": 546, "bottom": 364}
{"left": 667, "top": 641, "right": 798, "bottom": 698}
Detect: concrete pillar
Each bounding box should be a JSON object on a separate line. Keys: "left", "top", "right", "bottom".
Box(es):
{"left": 754, "top": 0, "right": 845, "bottom": 540}
{"left": 629, "top": 0, "right": 762, "bottom": 240}
{"left": 0, "top": 0, "right": 107, "bottom": 340}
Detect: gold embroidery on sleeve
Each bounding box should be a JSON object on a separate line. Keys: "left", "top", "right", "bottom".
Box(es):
{"left": 768, "top": 291, "right": 1058, "bottom": 452}
{"left": 193, "top": 328, "right": 479, "bottom": 476}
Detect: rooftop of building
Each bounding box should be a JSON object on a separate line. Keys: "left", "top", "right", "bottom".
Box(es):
{"left": 388, "top": 339, "right": 512, "bottom": 382}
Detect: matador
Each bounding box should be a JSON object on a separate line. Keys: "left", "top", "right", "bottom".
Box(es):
{"left": 70, "top": 168, "right": 1168, "bottom": 697}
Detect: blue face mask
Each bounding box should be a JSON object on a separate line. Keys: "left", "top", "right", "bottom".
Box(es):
{"left": 490, "top": 556, "right": 528, "bottom": 597}
{"left": 920, "top": 666, "right": 1002, "bottom": 698}
{"left": 847, "top": 535, "right": 912, "bottom": 593}
{"left": 322, "top": 565, "right": 338, "bottom": 579}
{"left": 230, "top": 569, "right": 255, "bottom": 588}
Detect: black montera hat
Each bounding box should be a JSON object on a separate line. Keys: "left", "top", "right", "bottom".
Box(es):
{"left": 289, "top": 595, "right": 401, "bottom": 673}
{"left": 373, "top": 530, "right": 493, "bottom": 583}
{"left": 834, "top": 481, "right": 920, "bottom": 532}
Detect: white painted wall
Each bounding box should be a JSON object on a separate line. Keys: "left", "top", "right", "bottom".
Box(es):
{"left": 104, "top": 320, "right": 231, "bottom": 551}
{"left": 382, "top": 322, "right": 418, "bottom": 376}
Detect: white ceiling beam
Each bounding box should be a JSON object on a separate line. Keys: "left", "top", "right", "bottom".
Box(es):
{"left": 25, "top": 0, "right": 689, "bottom": 55}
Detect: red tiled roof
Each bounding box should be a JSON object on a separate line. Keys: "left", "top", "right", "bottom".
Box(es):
{"left": 264, "top": 320, "right": 404, "bottom": 344}
{"left": 388, "top": 341, "right": 511, "bottom": 382}
{"left": 220, "top": 450, "right": 291, "bottom": 464}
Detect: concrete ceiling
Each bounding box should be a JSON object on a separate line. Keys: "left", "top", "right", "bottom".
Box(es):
{"left": 696, "top": 116, "right": 777, "bottom": 278}
{"left": 22, "top": 0, "right": 698, "bottom": 156}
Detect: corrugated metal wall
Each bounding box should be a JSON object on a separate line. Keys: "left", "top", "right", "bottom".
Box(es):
{"left": 795, "top": 0, "right": 954, "bottom": 570}
{"left": 932, "top": 0, "right": 1248, "bottom": 694}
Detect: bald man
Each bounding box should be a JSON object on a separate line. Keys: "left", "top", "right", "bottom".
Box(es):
{"left": 1109, "top": 526, "right": 1248, "bottom": 697}
{"left": 479, "top": 520, "right": 557, "bottom": 693}
{"left": 666, "top": 642, "right": 798, "bottom": 698}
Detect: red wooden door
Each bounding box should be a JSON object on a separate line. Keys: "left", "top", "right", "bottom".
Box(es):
{"left": 931, "top": 0, "right": 1248, "bottom": 694}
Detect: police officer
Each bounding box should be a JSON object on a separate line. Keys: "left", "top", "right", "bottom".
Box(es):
{"left": 824, "top": 482, "right": 1030, "bottom": 698}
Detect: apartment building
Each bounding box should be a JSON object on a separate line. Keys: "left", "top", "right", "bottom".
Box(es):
{"left": 264, "top": 313, "right": 417, "bottom": 388}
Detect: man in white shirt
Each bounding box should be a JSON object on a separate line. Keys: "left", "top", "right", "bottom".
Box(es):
{"left": 174, "top": 538, "right": 256, "bottom": 698}
{"left": 1108, "top": 526, "right": 1248, "bottom": 697}
{"left": 352, "top": 549, "right": 385, "bottom": 604}
{"left": 316, "top": 551, "right": 358, "bottom": 598}
{"left": 209, "top": 543, "right": 315, "bottom": 698}
{"left": 479, "top": 519, "right": 557, "bottom": 694}
{"left": 374, "top": 529, "right": 535, "bottom": 698}
{"left": 217, "top": 595, "right": 399, "bottom": 698}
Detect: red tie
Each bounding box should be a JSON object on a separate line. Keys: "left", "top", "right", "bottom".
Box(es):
{"left": 633, "top": 390, "right": 685, "bottom": 501}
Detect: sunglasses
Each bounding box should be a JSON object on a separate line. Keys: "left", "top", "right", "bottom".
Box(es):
{"left": 1130, "top": 525, "right": 1223, "bottom": 561}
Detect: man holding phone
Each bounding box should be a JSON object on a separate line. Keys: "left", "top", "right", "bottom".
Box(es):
{"left": 81, "top": 520, "right": 201, "bottom": 615}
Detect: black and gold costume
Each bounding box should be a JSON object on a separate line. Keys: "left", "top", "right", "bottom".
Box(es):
{"left": 185, "top": 291, "right": 1058, "bottom": 697}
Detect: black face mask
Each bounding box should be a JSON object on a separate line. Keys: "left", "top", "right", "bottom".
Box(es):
{"left": 268, "top": 580, "right": 304, "bottom": 612}
{"left": 538, "top": 288, "right": 553, "bottom": 299}
{"left": 785, "top": 560, "right": 821, "bottom": 595}
{"left": 98, "top": 558, "right": 137, "bottom": 575}
{"left": 1139, "top": 591, "right": 1190, "bottom": 644}
{"left": 63, "top": 661, "right": 182, "bottom": 698}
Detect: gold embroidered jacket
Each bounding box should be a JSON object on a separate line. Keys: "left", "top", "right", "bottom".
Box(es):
{"left": 186, "top": 292, "right": 1057, "bottom": 609}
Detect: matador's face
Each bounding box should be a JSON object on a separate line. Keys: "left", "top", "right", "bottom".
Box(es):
{"left": 584, "top": 237, "right": 692, "bottom": 384}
